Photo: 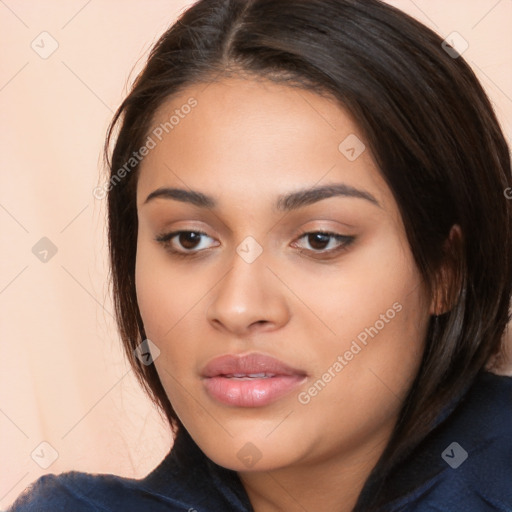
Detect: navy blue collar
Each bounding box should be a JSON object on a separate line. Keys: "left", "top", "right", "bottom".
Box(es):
{"left": 143, "top": 426, "right": 253, "bottom": 511}
{"left": 355, "top": 370, "right": 512, "bottom": 510}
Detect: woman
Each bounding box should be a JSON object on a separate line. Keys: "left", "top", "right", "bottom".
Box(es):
{"left": 9, "top": 0, "right": 511, "bottom": 510}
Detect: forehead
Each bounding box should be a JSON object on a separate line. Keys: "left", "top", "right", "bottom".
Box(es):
{"left": 136, "top": 77, "right": 390, "bottom": 211}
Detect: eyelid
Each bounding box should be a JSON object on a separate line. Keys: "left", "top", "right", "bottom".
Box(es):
{"left": 155, "top": 229, "right": 212, "bottom": 243}
{"left": 291, "top": 230, "right": 355, "bottom": 256}
{"left": 155, "top": 230, "right": 219, "bottom": 256}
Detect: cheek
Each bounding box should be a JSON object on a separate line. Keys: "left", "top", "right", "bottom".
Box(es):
{"left": 293, "top": 270, "right": 428, "bottom": 452}
{"left": 293, "top": 227, "right": 429, "bottom": 404}
{"left": 135, "top": 251, "right": 172, "bottom": 340}
{"left": 285, "top": 225, "right": 427, "bottom": 349}
{"left": 135, "top": 239, "right": 204, "bottom": 341}
{"left": 134, "top": 239, "right": 216, "bottom": 396}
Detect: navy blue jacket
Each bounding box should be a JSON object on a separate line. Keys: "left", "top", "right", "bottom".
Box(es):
{"left": 7, "top": 371, "right": 512, "bottom": 511}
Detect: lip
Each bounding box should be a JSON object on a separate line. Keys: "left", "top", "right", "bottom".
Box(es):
{"left": 201, "top": 353, "right": 307, "bottom": 407}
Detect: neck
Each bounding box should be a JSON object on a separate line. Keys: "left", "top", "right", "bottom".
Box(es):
{"left": 238, "top": 434, "right": 390, "bottom": 512}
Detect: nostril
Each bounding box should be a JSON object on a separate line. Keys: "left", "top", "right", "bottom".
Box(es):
{"left": 250, "top": 319, "right": 271, "bottom": 330}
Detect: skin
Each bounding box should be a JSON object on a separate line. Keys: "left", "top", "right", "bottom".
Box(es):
{"left": 135, "top": 77, "right": 437, "bottom": 512}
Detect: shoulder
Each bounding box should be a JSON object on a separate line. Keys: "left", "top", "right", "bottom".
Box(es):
{"left": 389, "top": 372, "right": 512, "bottom": 512}
{"left": 6, "top": 468, "right": 193, "bottom": 512}
{"left": 7, "top": 472, "right": 109, "bottom": 512}
{"left": 428, "top": 372, "right": 512, "bottom": 510}
{"left": 7, "top": 429, "right": 253, "bottom": 512}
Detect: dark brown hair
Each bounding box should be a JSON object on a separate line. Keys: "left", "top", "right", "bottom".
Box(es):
{"left": 104, "top": 0, "right": 511, "bottom": 508}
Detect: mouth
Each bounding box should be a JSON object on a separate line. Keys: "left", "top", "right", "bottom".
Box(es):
{"left": 219, "top": 373, "right": 278, "bottom": 379}
{"left": 201, "top": 353, "right": 307, "bottom": 407}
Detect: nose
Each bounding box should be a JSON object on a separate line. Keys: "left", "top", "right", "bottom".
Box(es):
{"left": 205, "top": 249, "right": 290, "bottom": 337}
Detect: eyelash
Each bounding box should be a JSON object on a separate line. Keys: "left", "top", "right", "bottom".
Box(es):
{"left": 155, "top": 230, "right": 355, "bottom": 259}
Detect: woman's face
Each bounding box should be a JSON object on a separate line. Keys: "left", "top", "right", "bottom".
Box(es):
{"left": 135, "top": 77, "right": 433, "bottom": 474}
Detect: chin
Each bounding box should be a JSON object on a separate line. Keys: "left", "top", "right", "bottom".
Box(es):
{"left": 190, "top": 427, "right": 304, "bottom": 473}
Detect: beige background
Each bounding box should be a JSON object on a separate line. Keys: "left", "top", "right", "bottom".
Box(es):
{"left": 1, "top": 1, "right": 511, "bottom": 508}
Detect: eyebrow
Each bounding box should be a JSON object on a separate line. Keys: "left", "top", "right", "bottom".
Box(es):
{"left": 143, "top": 183, "right": 381, "bottom": 211}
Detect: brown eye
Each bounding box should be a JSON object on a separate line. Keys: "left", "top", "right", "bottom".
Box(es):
{"left": 307, "top": 233, "right": 331, "bottom": 250}
{"left": 293, "top": 231, "right": 355, "bottom": 256}
{"left": 155, "top": 230, "right": 218, "bottom": 256}
{"left": 178, "top": 232, "right": 202, "bottom": 250}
